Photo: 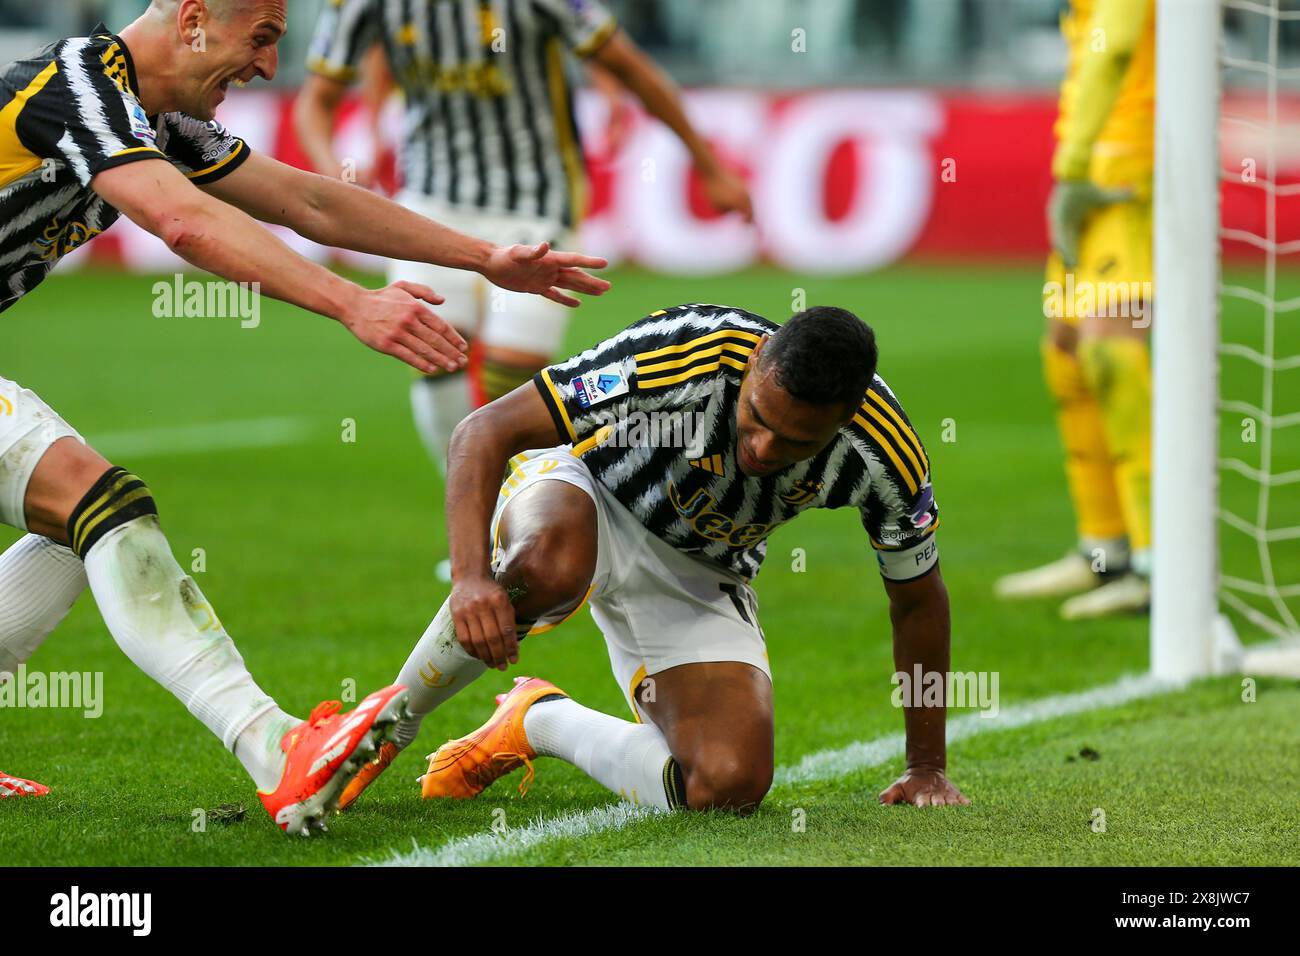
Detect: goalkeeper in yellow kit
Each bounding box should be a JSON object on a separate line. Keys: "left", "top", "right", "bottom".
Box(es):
{"left": 995, "top": 0, "right": 1154, "bottom": 619}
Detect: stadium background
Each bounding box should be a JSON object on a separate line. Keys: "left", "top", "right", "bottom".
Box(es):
{"left": 1, "top": 0, "right": 1297, "bottom": 867}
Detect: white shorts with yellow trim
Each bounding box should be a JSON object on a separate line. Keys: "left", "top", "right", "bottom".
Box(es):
{"left": 489, "top": 445, "right": 772, "bottom": 721}
{"left": 386, "top": 192, "right": 575, "bottom": 356}
{"left": 0, "top": 376, "right": 84, "bottom": 531}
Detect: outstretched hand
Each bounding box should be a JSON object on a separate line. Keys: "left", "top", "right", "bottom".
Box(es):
{"left": 339, "top": 281, "right": 467, "bottom": 375}
{"left": 482, "top": 242, "right": 611, "bottom": 308}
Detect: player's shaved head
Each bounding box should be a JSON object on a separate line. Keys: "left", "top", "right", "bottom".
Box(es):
{"left": 123, "top": 0, "right": 286, "bottom": 120}
{"left": 147, "top": 0, "right": 242, "bottom": 19}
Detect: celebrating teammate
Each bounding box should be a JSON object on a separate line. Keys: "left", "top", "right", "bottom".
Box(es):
{"left": 0, "top": 0, "right": 606, "bottom": 832}
{"left": 995, "top": 0, "right": 1154, "bottom": 619}
{"left": 342, "top": 304, "right": 968, "bottom": 813}
{"left": 294, "top": 0, "right": 753, "bottom": 481}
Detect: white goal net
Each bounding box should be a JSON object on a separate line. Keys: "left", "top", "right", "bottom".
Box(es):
{"left": 1155, "top": 0, "right": 1300, "bottom": 679}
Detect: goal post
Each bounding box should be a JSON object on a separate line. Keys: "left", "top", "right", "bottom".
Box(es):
{"left": 1153, "top": 0, "right": 1228, "bottom": 682}
{"left": 1155, "top": 0, "right": 1300, "bottom": 682}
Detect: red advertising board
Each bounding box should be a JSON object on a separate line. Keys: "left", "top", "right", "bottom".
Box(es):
{"left": 69, "top": 89, "right": 1292, "bottom": 275}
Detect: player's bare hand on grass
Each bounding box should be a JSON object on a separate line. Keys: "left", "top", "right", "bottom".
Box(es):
{"left": 879, "top": 768, "right": 970, "bottom": 807}
{"left": 450, "top": 576, "right": 519, "bottom": 671}
{"left": 340, "top": 281, "right": 468, "bottom": 374}
{"left": 482, "top": 243, "right": 611, "bottom": 308}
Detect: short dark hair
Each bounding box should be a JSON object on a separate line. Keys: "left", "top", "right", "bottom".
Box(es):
{"left": 761, "top": 307, "right": 878, "bottom": 408}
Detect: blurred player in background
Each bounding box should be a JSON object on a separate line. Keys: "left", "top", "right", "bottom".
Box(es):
{"left": 995, "top": 0, "right": 1154, "bottom": 620}
{"left": 294, "top": 0, "right": 753, "bottom": 487}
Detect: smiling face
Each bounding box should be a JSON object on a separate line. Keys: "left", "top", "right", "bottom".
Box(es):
{"left": 174, "top": 0, "right": 286, "bottom": 120}
{"left": 734, "top": 337, "right": 857, "bottom": 478}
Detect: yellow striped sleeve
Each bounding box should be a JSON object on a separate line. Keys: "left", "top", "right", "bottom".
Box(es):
{"left": 861, "top": 402, "right": 925, "bottom": 486}
{"left": 852, "top": 412, "right": 920, "bottom": 496}
{"left": 635, "top": 328, "right": 762, "bottom": 364}
{"left": 638, "top": 355, "right": 750, "bottom": 391}
{"left": 535, "top": 368, "right": 577, "bottom": 443}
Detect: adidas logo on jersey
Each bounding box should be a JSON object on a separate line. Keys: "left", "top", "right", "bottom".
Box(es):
{"left": 688, "top": 454, "right": 726, "bottom": 475}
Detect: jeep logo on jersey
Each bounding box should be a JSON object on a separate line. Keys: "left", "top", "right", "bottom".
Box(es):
{"left": 574, "top": 364, "right": 630, "bottom": 409}
{"left": 667, "top": 480, "right": 771, "bottom": 548}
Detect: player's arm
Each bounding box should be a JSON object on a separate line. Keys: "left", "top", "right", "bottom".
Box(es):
{"left": 588, "top": 60, "right": 633, "bottom": 157}
{"left": 292, "top": 46, "right": 393, "bottom": 188}
{"left": 443, "top": 384, "right": 565, "bottom": 670}
{"left": 91, "top": 157, "right": 466, "bottom": 374}
{"left": 1049, "top": 0, "right": 1149, "bottom": 264}
{"left": 204, "top": 149, "right": 611, "bottom": 308}
{"left": 590, "top": 30, "right": 753, "bottom": 221}
{"left": 878, "top": 567, "right": 970, "bottom": 807}
{"left": 292, "top": 71, "right": 354, "bottom": 184}
{"left": 1053, "top": 0, "right": 1149, "bottom": 182}
{"left": 294, "top": 0, "right": 385, "bottom": 183}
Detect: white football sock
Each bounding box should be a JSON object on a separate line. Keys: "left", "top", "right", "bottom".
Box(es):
{"left": 83, "top": 516, "right": 295, "bottom": 791}
{"left": 523, "top": 697, "right": 680, "bottom": 809}
{"left": 392, "top": 596, "right": 486, "bottom": 750}
{"left": 0, "top": 534, "right": 88, "bottom": 681}
{"left": 410, "top": 373, "right": 472, "bottom": 476}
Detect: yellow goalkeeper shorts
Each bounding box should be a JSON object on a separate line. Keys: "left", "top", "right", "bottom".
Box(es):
{"left": 1044, "top": 197, "right": 1153, "bottom": 328}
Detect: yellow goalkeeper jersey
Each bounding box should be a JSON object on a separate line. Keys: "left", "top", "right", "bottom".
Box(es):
{"left": 1053, "top": 0, "right": 1155, "bottom": 193}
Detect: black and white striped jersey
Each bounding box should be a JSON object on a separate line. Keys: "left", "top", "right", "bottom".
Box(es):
{"left": 533, "top": 304, "right": 941, "bottom": 582}
{"left": 0, "top": 25, "right": 249, "bottom": 315}
{"left": 307, "top": 0, "right": 617, "bottom": 230}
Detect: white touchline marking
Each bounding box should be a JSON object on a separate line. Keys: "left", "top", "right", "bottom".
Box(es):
{"left": 777, "top": 672, "right": 1171, "bottom": 786}
{"left": 367, "top": 673, "right": 1175, "bottom": 868}
{"left": 87, "top": 417, "right": 316, "bottom": 459}
{"left": 372, "top": 803, "right": 663, "bottom": 868}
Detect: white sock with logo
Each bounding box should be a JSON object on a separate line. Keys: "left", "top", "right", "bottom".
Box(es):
{"left": 0, "top": 534, "right": 88, "bottom": 681}
{"left": 83, "top": 517, "right": 296, "bottom": 790}
{"left": 392, "top": 596, "right": 486, "bottom": 751}
{"left": 523, "top": 697, "right": 680, "bottom": 809}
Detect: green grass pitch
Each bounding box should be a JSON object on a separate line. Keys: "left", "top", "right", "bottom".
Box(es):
{"left": 1, "top": 262, "right": 1296, "bottom": 866}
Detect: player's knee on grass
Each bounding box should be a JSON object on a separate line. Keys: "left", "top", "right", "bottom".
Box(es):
{"left": 494, "top": 528, "right": 596, "bottom": 624}
{"left": 680, "top": 745, "right": 774, "bottom": 814}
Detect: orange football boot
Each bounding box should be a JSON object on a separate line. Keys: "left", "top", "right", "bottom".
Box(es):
{"left": 0, "top": 772, "right": 49, "bottom": 798}
{"left": 259, "top": 684, "right": 410, "bottom": 836}
{"left": 337, "top": 741, "right": 399, "bottom": 812}
{"left": 420, "top": 676, "right": 566, "bottom": 799}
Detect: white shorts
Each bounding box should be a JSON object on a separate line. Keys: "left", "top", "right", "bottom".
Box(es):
{"left": 387, "top": 193, "right": 574, "bottom": 357}
{"left": 489, "top": 446, "right": 772, "bottom": 721}
{"left": 0, "top": 376, "right": 84, "bottom": 531}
